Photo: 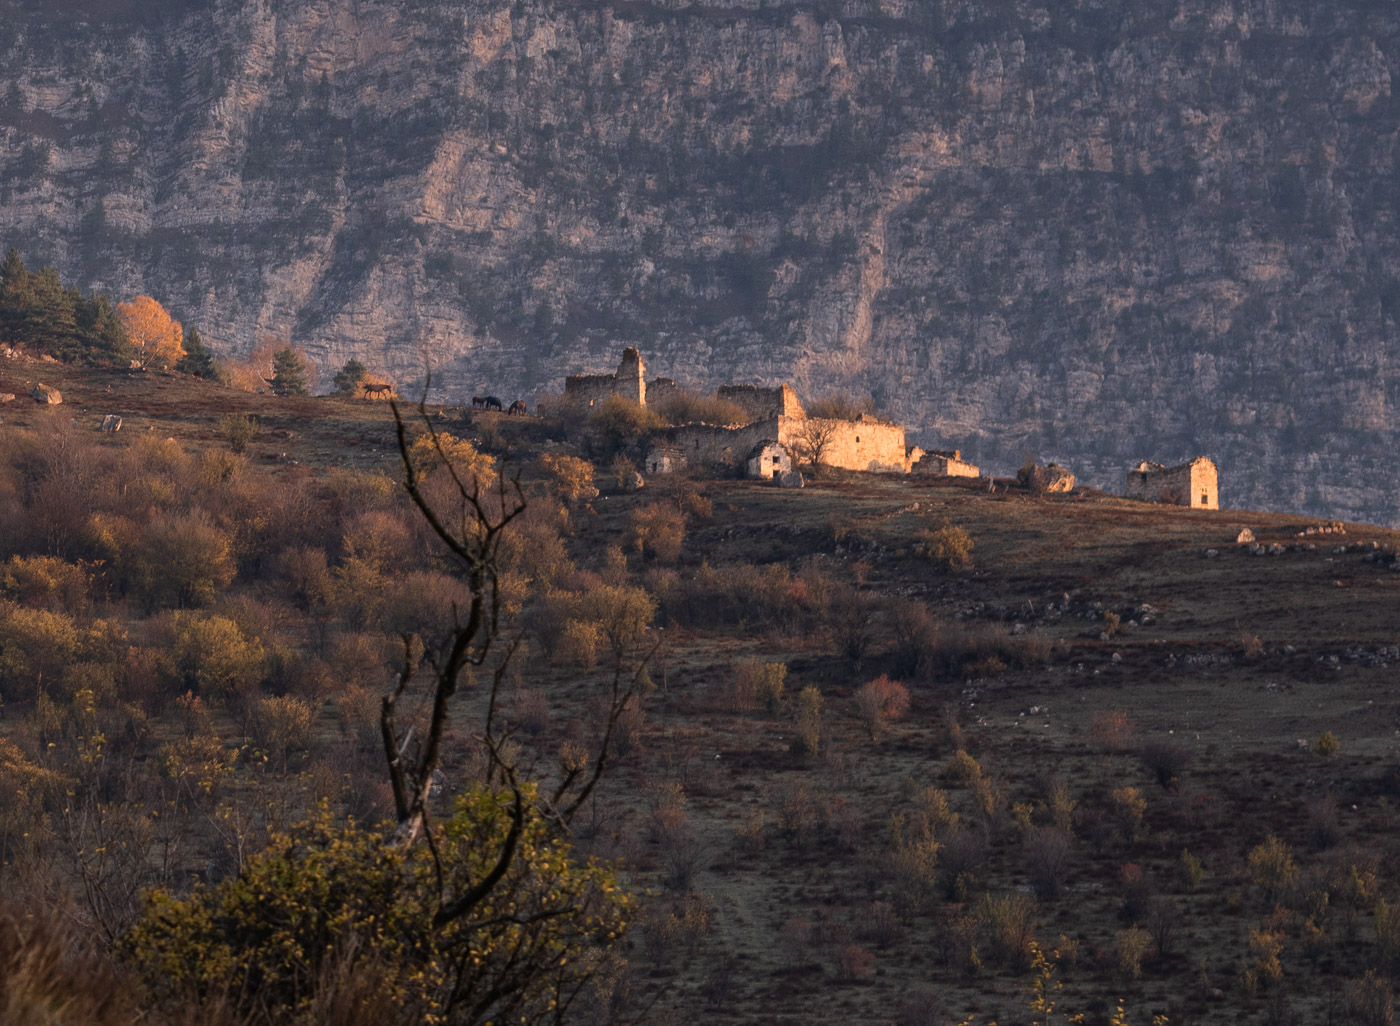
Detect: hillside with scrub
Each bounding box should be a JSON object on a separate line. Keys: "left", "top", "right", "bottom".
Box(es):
{"left": 2, "top": 357, "right": 1400, "bottom": 1025}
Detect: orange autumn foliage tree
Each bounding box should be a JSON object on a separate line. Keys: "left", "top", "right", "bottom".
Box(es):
{"left": 115, "top": 296, "right": 185, "bottom": 370}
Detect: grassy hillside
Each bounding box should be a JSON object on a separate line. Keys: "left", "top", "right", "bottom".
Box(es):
{"left": 1, "top": 359, "right": 1398, "bottom": 1025}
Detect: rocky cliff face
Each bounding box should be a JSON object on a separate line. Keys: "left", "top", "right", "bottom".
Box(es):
{"left": 2, "top": 0, "right": 1398, "bottom": 522}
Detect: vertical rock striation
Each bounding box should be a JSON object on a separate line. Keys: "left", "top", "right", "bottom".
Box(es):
{"left": 1, "top": 0, "right": 1398, "bottom": 521}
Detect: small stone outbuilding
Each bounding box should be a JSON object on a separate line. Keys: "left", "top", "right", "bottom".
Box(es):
{"left": 745, "top": 440, "right": 791, "bottom": 480}
{"left": 914, "top": 449, "right": 979, "bottom": 478}
{"left": 1125, "top": 457, "right": 1218, "bottom": 510}
{"left": 645, "top": 443, "right": 686, "bottom": 476}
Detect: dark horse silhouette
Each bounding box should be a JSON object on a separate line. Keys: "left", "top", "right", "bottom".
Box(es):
{"left": 472, "top": 395, "right": 503, "bottom": 411}
{"left": 508, "top": 400, "right": 527, "bottom": 416}
{"left": 362, "top": 382, "right": 392, "bottom": 400}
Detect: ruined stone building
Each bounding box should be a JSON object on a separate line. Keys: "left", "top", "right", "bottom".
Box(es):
{"left": 717, "top": 384, "right": 805, "bottom": 421}
{"left": 644, "top": 443, "right": 686, "bottom": 476}
{"left": 672, "top": 411, "right": 912, "bottom": 474}
{"left": 564, "top": 347, "right": 647, "bottom": 407}
{"left": 913, "top": 449, "right": 980, "bottom": 478}
{"left": 565, "top": 349, "right": 944, "bottom": 476}
{"left": 1125, "top": 457, "right": 1218, "bottom": 509}
{"left": 745, "top": 441, "right": 792, "bottom": 480}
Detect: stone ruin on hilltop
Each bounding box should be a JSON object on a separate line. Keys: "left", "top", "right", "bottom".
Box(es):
{"left": 1124, "top": 457, "right": 1218, "bottom": 509}
{"left": 564, "top": 348, "right": 971, "bottom": 478}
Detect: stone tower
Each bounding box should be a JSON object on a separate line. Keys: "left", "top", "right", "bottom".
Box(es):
{"left": 616, "top": 347, "right": 646, "bottom": 405}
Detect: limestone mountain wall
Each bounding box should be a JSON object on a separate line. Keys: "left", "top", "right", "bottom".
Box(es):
{"left": 1, "top": 1, "right": 1398, "bottom": 521}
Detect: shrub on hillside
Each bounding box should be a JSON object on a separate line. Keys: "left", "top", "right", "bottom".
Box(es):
{"left": 652, "top": 390, "right": 749, "bottom": 426}
{"left": 0, "top": 601, "right": 83, "bottom": 703}
{"left": 121, "top": 793, "right": 630, "bottom": 1024}
{"left": 805, "top": 394, "right": 876, "bottom": 421}
{"left": 1247, "top": 835, "right": 1299, "bottom": 906}
{"left": 0, "top": 554, "right": 91, "bottom": 612}
{"left": 536, "top": 453, "right": 597, "bottom": 504}
{"left": 1025, "top": 826, "right": 1073, "bottom": 900}
{"left": 918, "top": 522, "right": 974, "bottom": 571}
{"left": 127, "top": 511, "right": 237, "bottom": 610}
{"left": 1139, "top": 736, "right": 1192, "bottom": 789}
{"left": 219, "top": 413, "right": 259, "bottom": 454}
{"left": 588, "top": 396, "right": 664, "bottom": 453}
{"left": 158, "top": 611, "right": 266, "bottom": 702}
{"left": 628, "top": 503, "right": 685, "bottom": 563}
{"left": 853, "top": 675, "right": 911, "bottom": 738}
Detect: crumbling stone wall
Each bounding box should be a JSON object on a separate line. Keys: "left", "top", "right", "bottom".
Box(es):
{"left": 1125, "top": 457, "right": 1218, "bottom": 509}
{"left": 674, "top": 420, "right": 779, "bottom": 467}
{"left": 675, "top": 414, "right": 907, "bottom": 474}
{"left": 778, "top": 415, "right": 907, "bottom": 473}
{"left": 647, "top": 377, "right": 680, "bottom": 408}
{"left": 645, "top": 444, "right": 686, "bottom": 475}
{"left": 914, "top": 449, "right": 980, "bottom": 478}
{"left": 717, "top": 384, "right": 805, "bottom": 421}
{"left": 565, "top": 347, "right": 647, "bottom": 407}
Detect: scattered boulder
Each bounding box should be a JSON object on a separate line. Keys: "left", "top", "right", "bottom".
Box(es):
{"left": 778, "top": 471, "right": 805, "bottom": 488}
{"left": 1236, "top": 528, "right": 1255, "bottom": 544}
{"left": 625, "top": 471, "right": 645, "bottom": 492}
{"left": 30, "top": 383, "right": 61, "bottom": 405}
{"left": 0, "top": 393, "right": 14, "bottom": 403}
{"left": 100, "top": 415, "right": 122, "bottom": 432}
{"left": 1045, "top": 463, "right": 1075, "bottom": 493}
{"left": 40, "top": 354, "right": 58, "bottom": 363}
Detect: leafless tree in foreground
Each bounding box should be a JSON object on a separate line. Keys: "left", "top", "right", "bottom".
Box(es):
{"left": 382, "top": 392, "right": 641, "bottom": 917}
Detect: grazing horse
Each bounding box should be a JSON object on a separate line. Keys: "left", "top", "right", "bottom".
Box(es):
{"left": 481, "top": 395, "right": 503, "bottom": 411}
{"left": 362, "top": 382, "right": 392, "bottom": 400}
{"left": 471, "top": 396, "right": 488, "bottom": 409}
{"left": 508, "top": 400, "right": 527, "bottom": 416}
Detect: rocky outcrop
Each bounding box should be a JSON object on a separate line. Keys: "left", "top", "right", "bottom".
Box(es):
{"left": 2, "top": 2, "right": 1399, "bottom": 521}
{"left": 30, "top": 384, "right": 61, "bottom": 405}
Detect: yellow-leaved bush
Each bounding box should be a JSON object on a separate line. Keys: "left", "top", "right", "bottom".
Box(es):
{"left": 122, "top": 784, "right": 631, "bottom": 1025}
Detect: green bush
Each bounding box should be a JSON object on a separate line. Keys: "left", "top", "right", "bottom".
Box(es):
{"left": 332, "top": 358, "right": 368, "bottom": 397}
{"left": 919, "top": 522, "right": 974, "bottom": 571}
{"left": 1313, "top": 731, "right": 1341, "bottom": 757}
{"left": 123, "top": 790, "right": 630, "bottom": 1024}
{"left": 219, "top": 413, "right": 259, "bottom": 454}
{"left": 161, "top": 611, "right": 265, "bottom": 701}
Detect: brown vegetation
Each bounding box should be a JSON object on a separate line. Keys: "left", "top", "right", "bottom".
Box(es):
{"left": 0, "top": 362, "right": 1398, "bottom": 1023}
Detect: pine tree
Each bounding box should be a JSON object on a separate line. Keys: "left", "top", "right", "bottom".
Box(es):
{"left": 0, "top": 248, "right": 132, "bottom": 364}
{"left": 270, "top": 347, "right": 310, "bottom": 396}
{"left": 0, "top": 248, "right": 31, "bottom": 346}
{"left": 74, "top": 292, "right": 135, "bottom": 365}
{"left": 332, "top": 357, "right": 367, "bottom": 397}
{"left": 177, "top": 325, "right": 218, "bottom": 379}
